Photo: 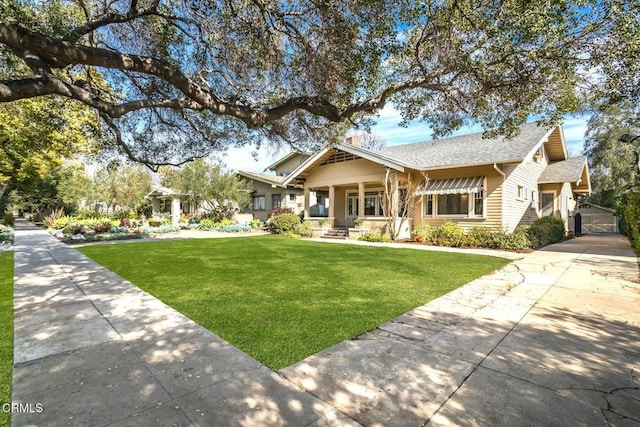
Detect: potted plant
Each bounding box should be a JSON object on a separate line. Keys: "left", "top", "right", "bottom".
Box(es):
{"left": 354, "top": 218, "right": 364, "bottom": 228}
{"left": 318, "top": 218, "right": 326, "bottom": 227}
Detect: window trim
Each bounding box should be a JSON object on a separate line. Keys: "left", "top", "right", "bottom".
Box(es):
{"left": 252, "top": 195, "right": 266, "bottom": 211}
{"left": 422, "top": 190, "right": 486, "bottom": 219}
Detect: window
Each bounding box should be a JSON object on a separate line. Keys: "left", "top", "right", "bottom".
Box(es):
{"left": 517, "top": 185, "right": 524, "bottom": 200}
{"left": 289, "top": 193, "right": 296, "bottom": 202}
{"left": 272, "top": 194, "right": 282, "bottom": 209}
{"left": 347, "top": 190, "right": 383, "bottom": 217}
{"left": 437, "top": 193, "right": 469, "bottom": 215}
{"left": 424, "top": 195, "right": 433, "bottom": 216}
{"left": 253, "top": 196, "right": 265, "bottom": 210}
{"left": 425, "top": 191, "right": 485, "bottom": 217}
{"left": 474, "top": 191, "right": 484, "bottom": 216}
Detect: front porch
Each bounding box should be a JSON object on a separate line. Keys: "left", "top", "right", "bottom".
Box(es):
{"left": 303, "top": 183, "right": 411, "bottom": 239}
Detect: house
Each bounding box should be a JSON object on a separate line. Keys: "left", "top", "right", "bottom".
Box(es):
{"left": 237, "top": 151, "right": 310, "bottom": 222}
{"left": 282, "top": 122, "right": 591, "bottom": 238}
{"left": 576, "top": 203, "right": 618, "bottom": 233}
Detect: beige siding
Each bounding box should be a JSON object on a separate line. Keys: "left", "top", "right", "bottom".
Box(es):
{"left": 412, "top": 165, "right": 503, "bottom": 232}
{"left": 503, "top": 152, "right": 548, "bottom": 231}
{"left": 304, "top": 158, "right": 388, "bottom": 187}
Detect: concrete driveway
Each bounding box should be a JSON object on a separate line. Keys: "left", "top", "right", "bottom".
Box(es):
{"left": 281, "top": 234, "right": 640, "bottom": 426}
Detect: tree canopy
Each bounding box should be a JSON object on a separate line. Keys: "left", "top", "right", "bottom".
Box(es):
{"left": 583, "top": 102, "right": 640, "bottom": 208}
{"left": 0, "top": 95, "right": 102, "bottom": 206}
{"left": 1, "top": 0, "right": 638, "bottom": 167}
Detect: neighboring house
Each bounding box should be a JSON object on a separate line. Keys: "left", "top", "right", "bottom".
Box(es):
{"left": 146, "top": 185, "right": 183, "bottom": 225}
{"left": 576, "top": 203, "right": 618, "bottom": 233}
{"left": 282, "top": 122, "right": 591, "bottom": 238}
{"left": 237, "top": 151, "right": 309, "bottom": 222}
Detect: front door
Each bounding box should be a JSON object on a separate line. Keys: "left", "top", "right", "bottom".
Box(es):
{"left": 541, "top": 192, "right": 555, "bottom": 217}
{"left": 346, "top": 195, "right": 359, "bottom": 227}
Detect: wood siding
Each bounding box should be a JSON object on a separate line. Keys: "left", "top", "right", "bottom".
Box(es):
{"left": 503, "top": 150, "right": 549, "bottom": 231}
{"left": 304, "top": 158, "right": 388, "bottom": 187}
{"left": 412, "top": 165, "right": 503, "bottom": 232}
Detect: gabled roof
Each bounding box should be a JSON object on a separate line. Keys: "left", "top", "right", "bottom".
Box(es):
{"left": 577, "top": 202, "right": 616, "bottom": 213}
{"left": 146, "top": 185, "right": 178, "bottom": 199}
{"left": 282, "top": 143, "right": 407, "bottom": 186}
{"left": 381, "top": 122, "right": 559, "bottom": 170}
{"left": 264, "top": 151, "right": 311, "bottom": 172}
{"left": 538, "top": 156, "right": 591, "bottom": 194}
{"left": 236, "top": 170, "right": 286, "bottom": 187}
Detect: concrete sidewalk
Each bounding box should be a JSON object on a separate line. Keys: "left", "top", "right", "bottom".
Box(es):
{"left": 11, "top": 219, "right": 640, "bottom": 426}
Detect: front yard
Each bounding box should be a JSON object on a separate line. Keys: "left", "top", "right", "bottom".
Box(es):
{"left": 78, "top": 236, "right": 509, "bottom": 370}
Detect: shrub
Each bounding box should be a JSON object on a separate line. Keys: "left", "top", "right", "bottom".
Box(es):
{"left": 268, "top": 212, "right": 301, "bottom": 234}
{"left": 358, "top": 233, "right": 392, "bottom": 243}
{"left": 249, "top": 219, "right": 262, "bottom": 229}
{"left": 528, "top": 216, "right": 565, "bottom": 247}
{"left": 198, "top": 218, "right": 217, "bottom": 230}
{"left": 76, "top": 209, "right": 103, "bottom": 220}
{"left": 465, "top": 226, "right": 494, "bottom": 247}
{"left": 433, "top": 221, "right": 466, "bottom": 247}
{"left": 411, "top": 224, "right": 436, "bottom": 243}
{"left": 109, "top": 226, "right": 128, "bottom": 234}
{"left": 52, "top": 216, "right": 75, "bottom": 230}
{"left": 294, "top": 221, "right": 313, "bottom": 238}
{"left": 269, "top": 207, "right": 293, "bottom": 218}
{"left": 142, "top": 224, "right": 180, "bottom": 234}
{"left": 2, "top": 212, "right": 14, "bottom": 227}
{"left": 0, "top": 225, "right": 13, "bottom": 243}
{"left": 43, "top": 207, "right": 64, "bottom": 229}
{"left": 622, "top": 193, "right": 640, "bottom": 252}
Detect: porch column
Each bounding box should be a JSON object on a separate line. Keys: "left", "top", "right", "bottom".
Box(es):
{"left": 171, "top": 197, "right": 181, "bottom": 225}
{"left": 152, "top": 198, "right": 160, "bottom": 216}
{"left": 304, "top": 187, "right": 311, "bottom": 219}
{"left": 328, "top": 185, "right": 335, "bottom": 219}
{"left": 358, "top": 182, "right": 365, "bottom": 218}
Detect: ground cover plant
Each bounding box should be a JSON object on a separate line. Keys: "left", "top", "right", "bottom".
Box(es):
{"left": 78, "top": 236, "right": 509, "bottom": 370}
{"left": 0, "top": 251, "right": 13, "bottom": 427}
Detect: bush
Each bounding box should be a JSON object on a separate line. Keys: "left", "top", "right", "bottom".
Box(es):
{"left": 198, "top": 218, "right": 217, "bottom": 230}
{"left": 622, "top": 193, "right": 640, "bottom": 252}
{"left": 268, "top": 212, "right": 301, "bottom": 234}
{"left": 411, "top": 224, "right": 436, "bottom": 243}
{"left": 249, "top": 219, "right": 262, "bottom": 229}
{"left": 466, "top": 226, "right": 493, "bottom": 247}
{"left": 76, "top": 209, "right": 103, "bottom": 220}
{"left": 2, "top": 212, "right": 14, "bottom": 227}
{"left": 0, "top": 225, "right": 13, "bottom": 243}
{"left": 528, "top": 216, "right": 565, "bottom": 247}
{"left": 433, "top": 221, "right": 465, "bottom": 247}
{"left": 294, "top": 221, "right": 313, "bottom": 238}
{"left": 358, "top": 233, "right": 392, "bottom": 243}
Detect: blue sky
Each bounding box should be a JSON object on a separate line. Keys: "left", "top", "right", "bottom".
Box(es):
{"left": 224, "top": 105, "right": 590, "bottom": 173}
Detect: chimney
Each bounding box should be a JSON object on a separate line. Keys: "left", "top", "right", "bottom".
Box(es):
{"left": 345, "top": 136, "right": 361, "bottom": 147}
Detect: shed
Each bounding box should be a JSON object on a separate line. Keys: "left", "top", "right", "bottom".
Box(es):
{"left": 576, "top": 203, "right": 618, "bottom": 233}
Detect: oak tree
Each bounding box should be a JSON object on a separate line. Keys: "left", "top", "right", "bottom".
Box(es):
{"left": 1, "top": 0, "right": 638, "bottom": 167}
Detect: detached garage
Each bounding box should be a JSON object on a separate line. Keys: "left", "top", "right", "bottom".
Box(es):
{"left": 576, "top": 203, "right": 619, "bottom": 233}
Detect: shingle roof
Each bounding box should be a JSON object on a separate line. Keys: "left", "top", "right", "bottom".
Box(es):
{"left": 380, "top": 122, "right": 553, "bottom": 169}
{"left": 538, "top": 156, "right": 587, "bottom": 184}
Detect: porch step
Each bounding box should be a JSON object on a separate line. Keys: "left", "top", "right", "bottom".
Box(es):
{"left": 322, "top": 228, "right": 348, "bottom": 240}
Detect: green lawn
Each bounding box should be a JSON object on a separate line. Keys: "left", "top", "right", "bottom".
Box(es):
{"left": 78, "top": 236, "right": 509, "bottom": 370}
{"left": 0, "top": 251, "right": 13, "bottom": 427}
